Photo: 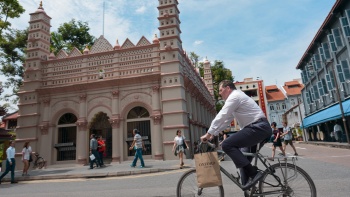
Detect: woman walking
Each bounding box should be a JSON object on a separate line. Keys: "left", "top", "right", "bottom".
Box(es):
{"left": 268, "top": 122, "right": 285, "bottom": 161}
{"left": 22, "top": 141, "right": 32, "bottom": 176}
{"left": 172, "top": 130, "right": 189, "bottom": 169}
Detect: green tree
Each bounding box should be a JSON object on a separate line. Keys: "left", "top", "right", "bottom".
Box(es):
{"left": 51, "top": 19, "right": 95, "bottom": 54}
{"left": 0, "top": 0, "right": 25, "bottom": 39}
{"left": 0, "top": 28, "right": 27, "bottom": 104}
{"left": 188, "top": 52, "right": 233, "bottom": 112}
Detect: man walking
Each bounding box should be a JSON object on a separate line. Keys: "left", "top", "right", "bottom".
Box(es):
{"left": 129, "top": 129, "right": 146, "bottom": 168}
{"left": 281, "top": 122, "right": 298, "bottom": 156}
{"left": 0, "top": 140, "right": 18, "bottom": 184}
{"left": 334, "top": 122, "right": 343, "bottom": 143}
{"left": 89, "top": 134, "right": 101, "bottom": 169}
{"left": 97, "top": 136, "right": 106, "bottom": 166}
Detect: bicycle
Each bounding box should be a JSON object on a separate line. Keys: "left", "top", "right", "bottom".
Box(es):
{"left": 30, "top": 153, "right": 46, "bottom": 169}
{"left": 177, "top": 141, "right": 317, "bottom": 197}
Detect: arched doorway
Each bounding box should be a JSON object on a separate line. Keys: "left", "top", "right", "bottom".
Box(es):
{"left": 56, "top": 113, "right": 77, "bottom": 161}
{"left": 89, "top": 112, "right": 112, "bottom": 158}
{"left": 126, "top": 106, "right": 151, "bottom": 156}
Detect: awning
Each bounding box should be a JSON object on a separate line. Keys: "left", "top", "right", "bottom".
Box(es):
{"left": 302, "top": 99, "right": 350, "bottom": 128}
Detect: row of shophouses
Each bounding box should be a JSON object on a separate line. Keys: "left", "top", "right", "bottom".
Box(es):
{"left": 2, "top": 0, "right": 350, "bottom": 170}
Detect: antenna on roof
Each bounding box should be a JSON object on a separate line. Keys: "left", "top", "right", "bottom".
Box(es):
{"left": 102, "top": 0, "right": 105, "bottom": 36}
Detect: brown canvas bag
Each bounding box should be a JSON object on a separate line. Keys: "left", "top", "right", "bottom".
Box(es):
{"left": 194, "top": 152, "right": 223, "bottom": 188}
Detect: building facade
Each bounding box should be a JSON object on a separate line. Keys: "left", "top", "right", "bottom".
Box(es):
{"left": 232, "top": 78, "right": 268, "bottom": 131}
{"left": 15, "top": 1, "right": 216, "bottom": 169}
{"left": 296, "top": 0, "right": 350, "bottom": 143}
{"left": 266, "top": 85, "right": 286, "bottom": 128}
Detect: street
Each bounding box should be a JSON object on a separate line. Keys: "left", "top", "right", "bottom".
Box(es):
{"left": 0, "top": 143, "right": 349, "bottom": 197}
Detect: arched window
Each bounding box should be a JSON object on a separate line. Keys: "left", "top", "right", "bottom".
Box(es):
{"left": 270, "top": 104, "right": 275, "bottom": 111}
{"left": 282, "top": 103, "right": 286, "bottom": 109}
{"left": 127, "top": 107, "right": 150, "bottom": 119}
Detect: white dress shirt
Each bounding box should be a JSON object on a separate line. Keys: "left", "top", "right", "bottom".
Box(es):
{"left": 6, "top": 146, "right": 16, "bottom": 162}
{"left": 207, "top": 89, "right": 266, "bottom": 136}
{"left": 334, "top": 124, "right": 342, "bottom": 132}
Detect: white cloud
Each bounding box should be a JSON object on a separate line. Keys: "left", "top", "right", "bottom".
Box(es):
{"left": 135, "top": 6, "right": 146, "bottom": 14}
{"left": 194, "top": 40, "right": 203, "bottom": 46}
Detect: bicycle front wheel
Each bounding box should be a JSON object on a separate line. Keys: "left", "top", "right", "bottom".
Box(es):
{"left": 36, "top": 157, "right": 45, "bottom": 169}
{"left": 176, "top": 169, "right": 224, "bottom": 197}
{"left": 259, "top": 163, "right": 316, "bottom": 197}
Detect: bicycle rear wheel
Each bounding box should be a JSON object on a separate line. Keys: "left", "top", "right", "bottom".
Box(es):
{"left": 36, "top": 157, "right": 45, "bottom": 169}
{"left": 259, "top": 163, "right": 316, "bottom": 197}
{"left": 176, "top": 169, "right": 224, "bottom": 197}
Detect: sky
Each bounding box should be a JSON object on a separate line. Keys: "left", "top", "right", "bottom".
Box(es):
{"left": 0, "top": 0, "right": 337, "bottom": 111}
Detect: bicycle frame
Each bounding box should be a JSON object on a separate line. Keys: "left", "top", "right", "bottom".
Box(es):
{"left": 218, "top": 149, "right": 299, "bottom": 196}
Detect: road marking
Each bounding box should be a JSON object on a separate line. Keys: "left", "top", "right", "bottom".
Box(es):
{"left": 296, "top": 147, "right": 306, "bottom": 149}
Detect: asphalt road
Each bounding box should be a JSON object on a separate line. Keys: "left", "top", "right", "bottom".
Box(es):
{"left": 0, "top": 143, "right": 349, "bottom": 197}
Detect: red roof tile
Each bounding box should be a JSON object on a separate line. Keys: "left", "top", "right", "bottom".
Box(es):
{"left": 266, "top": 86, "right": 285, "bottom": 101}
{"left": 283, "top": 81, "right": 304, "bottom": 96}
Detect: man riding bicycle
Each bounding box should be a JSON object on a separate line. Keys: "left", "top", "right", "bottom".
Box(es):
{"left": 201, "top": 80, "right": 271, "bottom": 190}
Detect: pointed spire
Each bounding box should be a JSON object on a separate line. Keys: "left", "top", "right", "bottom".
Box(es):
{"left": 38, "top": 1, "right": 44, "bottom": 10}
{"left": 114, "top": 39, "right": 120, "bottom": 50}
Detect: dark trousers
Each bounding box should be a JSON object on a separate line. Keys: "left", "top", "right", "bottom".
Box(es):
{"left": 222, "top": 119, "right": 271, "bottom": 169}
{"left": 239, "top": 146, "right": 259, "bottom": 185}
{"left": 98, "top": 151, "right": 104, "bottom": 165}
{"left": 89, "top": 149, "right": 101, "bottom": 168}
{"left": 0, "top": 158, "right": 16, "bottom": 182}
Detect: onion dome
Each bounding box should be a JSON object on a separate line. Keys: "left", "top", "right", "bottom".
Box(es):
{"left": 83, "top": 45, "right": 90, "bottom": 55}
{"left": 153, "top": 34, "right": 159, "bottom": 44}
{"left": 35, "top": 1, "right": 46, "bottom": 13}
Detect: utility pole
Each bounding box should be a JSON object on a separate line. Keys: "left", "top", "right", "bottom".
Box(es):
{"left": 330, "top": 61, "right": 350, "bottom": 144}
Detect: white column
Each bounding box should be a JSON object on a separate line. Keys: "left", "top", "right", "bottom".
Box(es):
{"left": 76, "top": 94, "right": 88, "bottom": 165}
{"left": 151, "top": 86, "right": 164, "bottom": 160}
{"left": 110, "top": 90, "right": 122, "bottom": 162}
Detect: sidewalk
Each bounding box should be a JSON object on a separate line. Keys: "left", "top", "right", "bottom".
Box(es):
{"left": 1, "top": 159, "right": 195, "bottom": 183}
{"left": 298, "top": 141, "right": 350, "bottom": 149}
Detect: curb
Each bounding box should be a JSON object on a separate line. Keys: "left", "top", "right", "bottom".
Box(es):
{"left": 1, "top": 167, "right": 182, "bottom": 183}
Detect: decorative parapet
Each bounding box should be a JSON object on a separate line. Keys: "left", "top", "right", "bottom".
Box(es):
{"left": 76, "top": 118, "right": 88, "bottom": 131}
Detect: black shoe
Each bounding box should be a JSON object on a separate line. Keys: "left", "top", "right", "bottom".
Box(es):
{"left": 11, "top": 181, "right": 18, "bottom": 184}
{"left": 294, "top": 153, "right": 298, "bottom": 156}
{"left": 242, "top": 171, "right": 265, "bottom": 191}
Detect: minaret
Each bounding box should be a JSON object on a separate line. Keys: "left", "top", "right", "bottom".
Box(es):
{"left": 17, "top": 1, "right": 51, "bottom": 147}
{"left": 22, "top": 1, "right": 51, "bottom": 91}
{"left": 203, "top": 57, "right": 215, "bottom": 99}
{"left": 157, "top": 0, "right": 188, "bottom": 149}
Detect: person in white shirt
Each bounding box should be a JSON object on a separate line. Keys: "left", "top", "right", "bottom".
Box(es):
{"left": 0, "top": 140, "right": 18, "bottom": 184}
{"left": 22, "top": 141, "right": 32, "bottom": 176}
{"left": 129, "top": 129, "right": 146, "bottom": 168}
{"left": 334, "top": 122, "right": 343, "bottom": 143}
{"left": 172, "top": 130, "right": 189, "bottom": 169}
{"left": 201, "top": 80, "right": 271, "bottom": 191}
{"left": 281, "top": 122, "right": 298, "bottom": 156}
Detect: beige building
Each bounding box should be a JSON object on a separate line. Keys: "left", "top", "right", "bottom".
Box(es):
{"left": 231, "top": 78, "right": 268, "bottom": 131}
{"left": 15, "top": 1, "right": 216, "bottom": 169}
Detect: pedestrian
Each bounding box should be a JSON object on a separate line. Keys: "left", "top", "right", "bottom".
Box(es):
{"left": 200, "top": 80, "right": 272, "bottom": 191}
{"left": 281, "top": 122, "right": 298, "bottom": 156}
{"left": 129, "top": 129, "right": 146, "bottom": 168}
{"left": 97, "top": 136, "right": 106, "bottom": 166}
{"left": 172, "top": 130, "right": 189, "bottom": 169}
{"left": 89, "top": 134, "right": 101, "bottom": 169}
{"left": 268, "top": 122, "right": 286, "bottom": 161}
{"left": 22, "top": 141, "right": 32, "bottom": 176}
{"left": 0, "top": 140, "right": 18, "bottom": 184}
{"left": 333, "top": 121, "right": 343, "bottom": 143}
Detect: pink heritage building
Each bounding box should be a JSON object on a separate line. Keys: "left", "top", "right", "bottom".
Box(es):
{"left": 15, "top": 1, "right": 216, "bottom": 168}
